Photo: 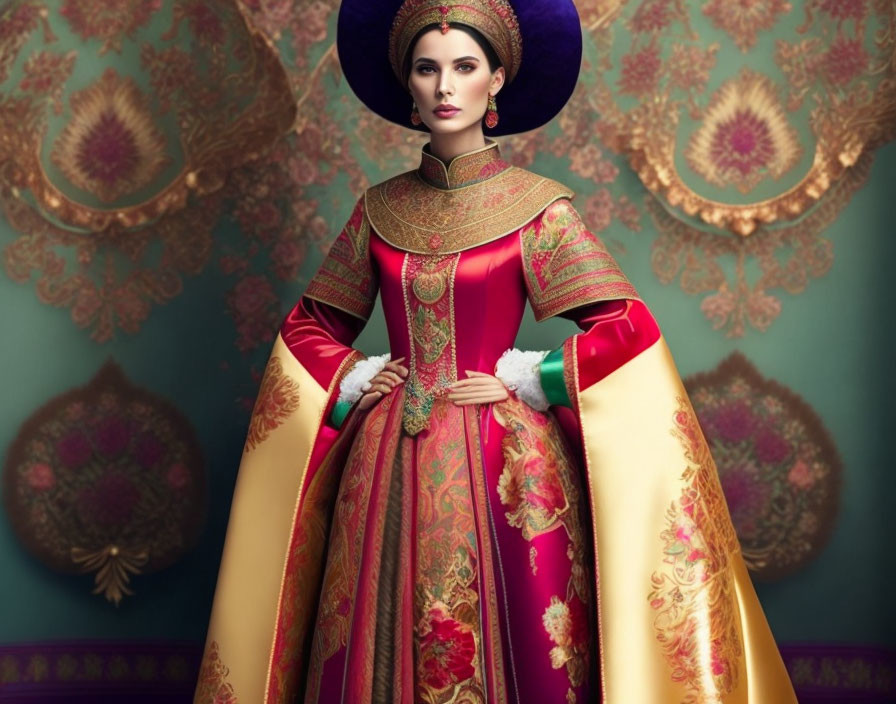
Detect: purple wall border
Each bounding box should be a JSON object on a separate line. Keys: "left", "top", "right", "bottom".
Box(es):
{"left": 0, "top": 640, "right": 201, "bottom": 703}
{"left": 0, "top": 640, "right": 893, "bottom": 702}
{"left": 780, "top": 643, "right": 896, "bottom": 702}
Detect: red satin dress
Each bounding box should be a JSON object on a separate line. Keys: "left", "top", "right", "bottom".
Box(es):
{"left": 279, "top": 198, "right": 658, "bottom": 704}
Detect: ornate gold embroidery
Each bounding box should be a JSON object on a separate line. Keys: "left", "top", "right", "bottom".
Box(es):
{"left": 365, "top": 166, "right": 573, "bottom": 255}
{"left": 542, "top": 594, "right": 589, "bottom": 688}
{"left": 562, "top": 336, "right": 579, "bottom": 415}
{"left": 244, "top": 356, "right": 300, "bottom": 453}
{"left": 418, "top": 139, "right": 511, "bottom": 189}
{"left": 401, "top": 253, "right": 460, "bottom": 435}
{"left": 389, "top": 0, "right": 523, "bottom": 82}
{"left": 521, "top": 199, "right": 639, "bottom": 321}
{"left": 648, "top": 398, "right": 743, "bottom": 703}
{"left": 495, "top": 397, "right": 592, "bottom": 695}
{"left": 415, "top": 402, "right": 486, "bottom": 704}
{"left": 304, "top": 397, "right": 395, "bottom": 701}
{"left": 304, "top": 198, "right": 377, "bottom": 320}
{"left": 195, "top": 640, "right": 237, "bottom": 704}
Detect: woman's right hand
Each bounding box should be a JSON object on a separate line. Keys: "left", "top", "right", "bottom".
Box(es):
{"left": 357, "top": 357, "right": 409, "bottom": 410}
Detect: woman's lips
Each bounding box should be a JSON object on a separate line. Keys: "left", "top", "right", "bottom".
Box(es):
{"left": 434, "top": 106, "right": 460, "bottom": 118}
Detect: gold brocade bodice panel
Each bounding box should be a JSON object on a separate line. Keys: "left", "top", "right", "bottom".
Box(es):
{"left": 369, "top": 228, "right": 529, "bottom": 434}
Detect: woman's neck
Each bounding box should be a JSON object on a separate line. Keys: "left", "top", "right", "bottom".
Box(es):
{"left": 427, "top": 126, "right": 487, "bottom": 165}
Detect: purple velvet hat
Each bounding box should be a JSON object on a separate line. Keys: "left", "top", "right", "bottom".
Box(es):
{"left": 336, "top": 0, "right": 582, "bottom": 136}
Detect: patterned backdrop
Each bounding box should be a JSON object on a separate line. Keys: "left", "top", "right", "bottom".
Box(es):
{"left": 0, "top": 0, "right": 891, "bottom": 347}
{"left": 0, "top": 0, "right": 893, "bottom": 700}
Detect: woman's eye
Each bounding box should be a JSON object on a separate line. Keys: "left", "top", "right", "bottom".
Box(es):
{"left": 417, "top": 65, "right": 436, "bottom": 74}
{"left": 457, "top": 64, "right": 475, "bottom": 72}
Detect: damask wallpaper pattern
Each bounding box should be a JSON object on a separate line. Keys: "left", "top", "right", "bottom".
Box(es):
{"left": 0, "top": 0, "right": 892, "bottom": 700}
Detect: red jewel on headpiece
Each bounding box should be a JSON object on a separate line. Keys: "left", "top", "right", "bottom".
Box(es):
{"left": 439, "top": 6, "right": 450, "bottom": 33}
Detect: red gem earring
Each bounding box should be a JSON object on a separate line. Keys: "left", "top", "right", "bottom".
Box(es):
{"left": 410, "top": 101, "right": 422, "bottom": 126}
{"left": 485, "top": 94, "right": 499, "bottom": 129}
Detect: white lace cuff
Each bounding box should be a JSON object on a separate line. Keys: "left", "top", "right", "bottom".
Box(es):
{"left": 337, "top": 353, "right": 392, "bottom": 405}
{"left": 494, "top": 348, "right": 550, "bottom": 411}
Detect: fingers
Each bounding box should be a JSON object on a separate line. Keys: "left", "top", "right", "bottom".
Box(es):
{"left": 448, "top": 390, "right": 506, "bottom": 400}
{"left": 450, "top": 393, "right": 508, "bottom": 405}
{"left": 384, "top": 360, "right": 409, "bottom": 377}
{"left": 449, "top": 379, "right": 494, "bottom": 389}
{"left": 357, "top": 391, "right": 383, "bottom": 410}
{"left": 449, "top": 377, "right": 504, "bottom": 391}
{"left": 379, "top": 370, "right": 404, "bottom": 385}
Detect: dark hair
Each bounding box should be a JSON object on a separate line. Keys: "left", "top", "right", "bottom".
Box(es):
{"left": 402, "top": 23, "right": 503, "bottom": 85}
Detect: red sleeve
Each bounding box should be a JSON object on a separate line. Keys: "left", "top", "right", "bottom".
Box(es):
{"left": 279, "top": 296, "right": 367, "bottom": 392}
{"left": 551, "top": 299, "right": 661, "bottom": 405}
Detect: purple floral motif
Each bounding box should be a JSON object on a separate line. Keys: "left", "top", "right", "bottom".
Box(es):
{"left": 133, "top": 430, "right": 165, "bottom": 469}
{"left": 706, "top": 400, "right": 755, "bottom": 443}
{"left": 754, "top": 424, "right": 791, "bottom": 464}
{"left": 93, "top": 416, "right": 131, "bottom": 458}
{"left": 719, "top": 462, "right": 771, "bottom": 540}
{"left": 56, "top": 430, "right": 93, "bottom": 470}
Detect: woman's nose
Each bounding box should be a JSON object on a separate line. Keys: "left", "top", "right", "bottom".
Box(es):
{"left": 438, "top": 73, "right": 454, "bottom": 96}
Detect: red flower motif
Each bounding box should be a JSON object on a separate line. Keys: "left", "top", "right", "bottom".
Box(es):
{"left": 630, "top": 0, "right": 672, "bottom": 33}
{"left": 787, "top": 459, "right": 814, "bottom": 490}
{"left": 227, "top": 275, "right": 279, "bottom": 352}
{"left": 184, "top": 2, "right": 225, "bottom": 46}
{"left": 824, "top": 36, "right": 869, "bottom": 85}
{"left": 76, "top": 112, "right": 140, "bottom": 186}
{"left": 26, "top": 463, "right": 56, "bottom": 491}
{"left": 418, "top": 604, "right": 476, "bottom": 690}
{"left": 818, "top": 0, "right": 866, "bottom": 22}
{"left": 711, "top": 110, "right": 775, "bottom": 176}
{"left": 618, "top": 46, "right": 662, "bottom": 96}
{"left": 166, "top": 463, "right": 191, "bottom": 490}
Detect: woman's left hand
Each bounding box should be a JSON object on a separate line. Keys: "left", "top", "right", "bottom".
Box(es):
{"left": 447, "top": 370, "right": 510, "bottom": 406}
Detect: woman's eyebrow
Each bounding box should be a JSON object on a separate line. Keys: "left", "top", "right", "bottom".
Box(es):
{"left": 414, "top": 56, "right": 481, "bottom": 64}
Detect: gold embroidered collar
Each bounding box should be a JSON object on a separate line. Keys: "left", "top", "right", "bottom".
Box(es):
{"left": 365, "top": 142, "right": 574, "bottom": 255}
{"left": 417, "top": 139, "right": 510, "bottom": 189}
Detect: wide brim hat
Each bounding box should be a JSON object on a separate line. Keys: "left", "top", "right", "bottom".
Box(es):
{"left": 336, "top": 0, "right": 582, "bottom": 137}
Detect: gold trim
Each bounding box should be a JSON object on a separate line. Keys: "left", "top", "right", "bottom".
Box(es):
{"left": 262, "top": 347, "right": 357, "bottom": 703}
{"left": 365, "top": 166, "right": 573, "bottom": 254}
{"left": 418, "top": 138, "right": 504, "bottom": 189}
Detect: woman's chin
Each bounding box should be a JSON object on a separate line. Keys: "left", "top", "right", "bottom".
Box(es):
{"left": 421, "top": 119, "right": 480, "bottom": 136}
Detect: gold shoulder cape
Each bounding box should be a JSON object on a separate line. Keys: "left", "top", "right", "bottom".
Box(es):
{"left": 364, "top": 166, "right": 573, "bottom": 255}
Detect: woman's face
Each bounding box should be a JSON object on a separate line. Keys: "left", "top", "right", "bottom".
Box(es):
{"left": 407, "top": 27, "right": 505, "bottom": 136}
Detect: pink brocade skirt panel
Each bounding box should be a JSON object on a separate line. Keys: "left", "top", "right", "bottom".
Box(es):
{"left": 302, "top": 388, "right": 599, "bottom": 704}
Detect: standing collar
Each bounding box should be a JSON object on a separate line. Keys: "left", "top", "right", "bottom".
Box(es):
{"left": 417, "top": 139, "right": 512, "bottom": 190}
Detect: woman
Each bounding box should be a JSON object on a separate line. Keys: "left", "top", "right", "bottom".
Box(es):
{"left": 195, "top": 1, "right": 798, "bottom": 703}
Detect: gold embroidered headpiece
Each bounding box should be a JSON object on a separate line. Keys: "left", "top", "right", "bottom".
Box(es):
{"left": 389, "top": 0, "right": 523, "bottom": 85}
